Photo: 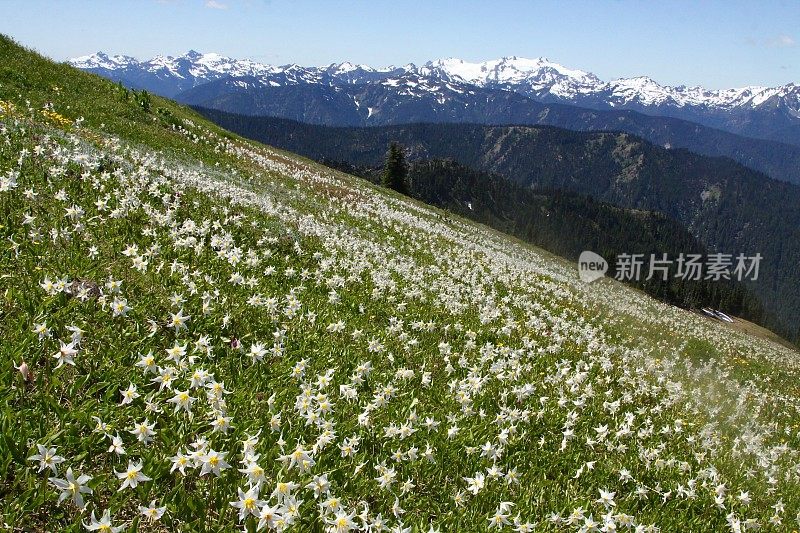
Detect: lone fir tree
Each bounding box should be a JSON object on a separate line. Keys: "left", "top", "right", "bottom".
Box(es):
{"left": 382, "top": 142, "right": 408, "bottom": 194}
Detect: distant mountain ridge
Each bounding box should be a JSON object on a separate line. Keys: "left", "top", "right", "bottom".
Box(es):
{"left": 70, "top": 50, "right": 800, "bottom": 145}
{"left": 180, "top": 78, "right": 800, "bottom": 185}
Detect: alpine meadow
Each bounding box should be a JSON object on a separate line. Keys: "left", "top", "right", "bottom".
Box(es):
{"left": 1, "top": 5, "right": 800, "bottom": 533}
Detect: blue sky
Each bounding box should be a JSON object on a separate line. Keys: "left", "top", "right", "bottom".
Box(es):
{"left": 0, "top": 0, "right": 798, "bottom": 89}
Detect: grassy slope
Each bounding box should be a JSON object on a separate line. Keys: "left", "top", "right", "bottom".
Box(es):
{"left": 1, "top": 35, "right": 800, "bottom": 532}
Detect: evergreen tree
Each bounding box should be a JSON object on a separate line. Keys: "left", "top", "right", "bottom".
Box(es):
{"left": 382, "top": 142, "right": 408, "bottom": 194}
{"left": 136, "top": 90, "right": 152, "bottom": 112}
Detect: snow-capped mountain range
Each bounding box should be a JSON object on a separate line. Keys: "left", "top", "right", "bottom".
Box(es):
{"left": 70, "top": 50, "right": 800, "bottom": 146}
{"left": 71, "top": 50, "right": 798, "bottom": 111}
{"left": 427, "top": 57, "right": 800, "bottom": 111}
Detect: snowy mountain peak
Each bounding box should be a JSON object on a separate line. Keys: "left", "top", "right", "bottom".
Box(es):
{"left": 424, "top": 56, "right": 603, "bottom": 100}
{"left": 69, "top": 51, "right": 139, "bottom": 70}
{"left": 326, "top": 61, "right": 374, "bottom": 74}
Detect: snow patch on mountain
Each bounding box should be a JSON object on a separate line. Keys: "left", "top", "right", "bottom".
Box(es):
{"left": 429, "top": 56, "right": 600, "bottom": 87}
{"left": 69, "top": 52, "right": 139, "bottom": 70}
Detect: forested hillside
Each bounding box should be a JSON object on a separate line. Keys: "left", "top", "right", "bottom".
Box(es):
{"left": 182, "top": 88, "right": 800, "bottom": 185}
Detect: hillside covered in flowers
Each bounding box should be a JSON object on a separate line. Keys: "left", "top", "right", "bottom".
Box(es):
{"left": 1, "top": 35, "right": 800, "bottom": 532}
